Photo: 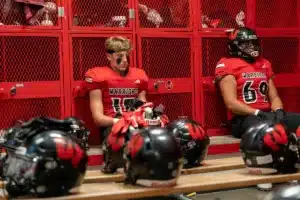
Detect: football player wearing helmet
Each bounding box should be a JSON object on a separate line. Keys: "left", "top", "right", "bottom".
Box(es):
{"left": 167, "top": 119, "right": 210, "bottom": 169}
{"left": 0, "top": 129, "right": 88, "bottom": 198}
{"left": 214, "top": 27, "right": 300, "bottom": 190}
{"left": 215, "top": 27, "right": 300, "bottom": 139}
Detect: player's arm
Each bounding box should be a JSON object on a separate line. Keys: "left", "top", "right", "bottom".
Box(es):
{"left": 137, "top": 90, "right": 147, "bottom": 102}
{"left": 219, "top": 75, "right": 257, "bottom": 115}
{"left": 137, "top": 69, "right": 149, "bottom": 103}
{"left": 89, "top": 89, "right": 118, "bottom": 127}
{"left": 267, "top": 78, "right": 283, "bottom": 111}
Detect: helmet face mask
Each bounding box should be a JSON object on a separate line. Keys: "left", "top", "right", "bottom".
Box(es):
{"left": 3, "top": 151, "right": 38, "bottom": 195}
{"left": 237, "top": 39, "right": 260, "bottom": 58}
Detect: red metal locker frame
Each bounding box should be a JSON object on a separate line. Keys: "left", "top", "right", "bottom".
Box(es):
{"left": 246, "top": 0, "right": 255, "bottom": 29}
{"left": 0, "top": 32, "right": 65, "bottom": 118}
{"left": 136, "top": 32, "right": 196, "bottom": 120}
{"left": 68, "top": 0, "right": 133, "bottom": 31}
{"left": 196, "top": 32, "right": 228, "bottom": 137}
{"left": 0, "top": 0, "right": 63, "bottom": 31}
{"left": 134, "top": 0, "right": 194, "bottom": 32}
{"left": 62, "top": 0, "right": 72, "bottom": 117}
{"left": 257, "top": 33, "right": 300, "bottom": 86}
{"left": 196, "top": 0, "right": 248, "bottom": 32}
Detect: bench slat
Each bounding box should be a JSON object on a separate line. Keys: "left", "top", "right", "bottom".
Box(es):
{"left": 84, "top": 156, "right": 244, "bottom": 183}
{"left": 11, "top": 169, "right": 300, "bottom": 200}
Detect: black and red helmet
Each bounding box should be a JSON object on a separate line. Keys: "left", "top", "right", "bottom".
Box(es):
{"left": 1, "top": 129, "right": 88, "bottom": 198}
{"left": 102, "top": 102, "right": 169, "bottom": 174}
{"left": 227, "top": 27, "right": 261, "bottom": 62}
{"left": 240, "top": 122, "right": 299, "bottom": 175}
{"left": 123, "top": 127, "right": 183, "bottom": 187}
{"left": 167, "top": 119, "right": 210, "bottom": 169}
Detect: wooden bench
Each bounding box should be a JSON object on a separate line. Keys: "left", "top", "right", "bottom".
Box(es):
{"left": 0, "top": 136, "right": 242, "bottom": 189}
{"left": 6, "top": 169, "right": 300, "bottom": 200}
{"left": 84, "top": 156, "right": 244, "bottom": 183}
{"left": 0, "top": 156, "right": 244, "bottom": 189}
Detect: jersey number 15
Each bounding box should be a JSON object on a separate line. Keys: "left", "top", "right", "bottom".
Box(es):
{"left": 112, "top": 97, "right": 135, "bottom": 113}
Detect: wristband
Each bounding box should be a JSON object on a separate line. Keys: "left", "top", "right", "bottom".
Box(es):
{"left": 113, "top": 118, "right": 119, "bottom": 125}
{"left": 254, "top": 109, "right": 260, "bottom": 116}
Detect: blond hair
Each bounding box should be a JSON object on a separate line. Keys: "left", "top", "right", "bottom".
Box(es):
{"left": 105, "top": 36, "right": 132, "bottom": 53}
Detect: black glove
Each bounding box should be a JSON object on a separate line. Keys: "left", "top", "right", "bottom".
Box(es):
{"left": 255, "top": 110, "right": 270, "bottom": 121}
{"left": 127, "top": 98, "right": 145, "bottom": 111}
{"left": 274, "top": 108, "right": 285, "bottom": 123}
{"left": 153, "top": 104, "right": 165, "bottom": 117}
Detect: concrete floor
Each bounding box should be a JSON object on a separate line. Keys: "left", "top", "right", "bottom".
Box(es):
{"left": 193, "top": 186, "right": 270, "bottom": 200}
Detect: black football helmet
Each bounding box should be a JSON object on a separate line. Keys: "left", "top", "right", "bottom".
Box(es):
{"left": 240, "top": 122, "right": 299, "bottom": 175}
{"left": 1, "top": 130, "right": 88, "bottom": 198}
{"left": 102, "top": 126, "right": 135, "bottom": 174}
{"left": 1, "top": 116, "right": 90, "bottom": 151}
{"left": 227, "top": 27, "right": 260, "bottom": 62}
{"left": 123, "top": 127, "right": 184, "bottom": 187}
{"left": 167, "top": 119, "right": 210, "bottom": 169}
{"left": 102, "top": 102, "right": 168, "bottom": 174}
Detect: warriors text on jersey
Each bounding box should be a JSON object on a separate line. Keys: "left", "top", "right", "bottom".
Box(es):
{"left": 215, "top": 57, "right": 274, "bottom": 119}
{"left": 85, "top": 66, "right": 148, "bottom": 117}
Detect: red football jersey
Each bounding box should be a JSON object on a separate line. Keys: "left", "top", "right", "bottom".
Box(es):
{"left": 215, "top": 57, "right": 274, "bottom": 119}
{"left": 85, "top": 66, "right": 148, "bottom": 117}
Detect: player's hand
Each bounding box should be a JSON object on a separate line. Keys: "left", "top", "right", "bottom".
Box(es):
{"left": 263, "top": 124, "right": 288, "bottom": 152}
{"left": 274, "top": 109, "right": 285, "bottom": 123}
{"left": 111, "top": 112, "right": 139, "bottom": 135}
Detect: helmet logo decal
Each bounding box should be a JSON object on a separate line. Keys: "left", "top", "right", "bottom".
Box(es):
{"left": 186, "top": 123, "right": 205, "bottom": 140}
{"left": 263, "top": 124, "right": 288, "bottom": 152}
{"left": 229, "top": 30, "right": 239, "bottom": 40}
{"left": 127, "top": 133, "right": 144, "bottom": 158}
{"left": 54, "top": 138, "right": 84, "bottom": 168}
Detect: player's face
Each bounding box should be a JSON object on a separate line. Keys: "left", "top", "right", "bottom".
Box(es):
{"left": 107, "top": 51, "right": 129, "bottom": 72}
{"left": 240, "top": 40, "right": 260, "bottom": 58}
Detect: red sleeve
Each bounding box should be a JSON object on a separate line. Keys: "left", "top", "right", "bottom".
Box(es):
{"left": 214, "top": 58, "right": 234, "bottom": 83}
{"left": 142, "top": 70, "right": 149, "bottom": 91}
{"left": 265, "top": 61, "right": 274, "bottom": 79}
{"left": 84, "top": 68, "right": 106, "bottom": 91}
